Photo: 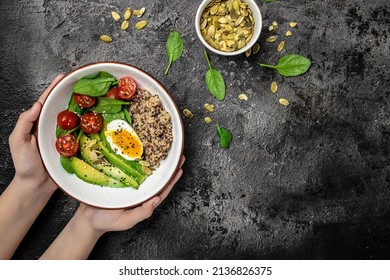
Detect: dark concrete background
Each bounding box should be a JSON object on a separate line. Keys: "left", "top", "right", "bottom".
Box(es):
{"left": 1, "top": 0, "right": 389, "bottom": 260}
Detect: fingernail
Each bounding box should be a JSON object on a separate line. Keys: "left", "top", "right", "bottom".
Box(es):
{"left": 152, "top": 198, "right": 161, "bottom": 208}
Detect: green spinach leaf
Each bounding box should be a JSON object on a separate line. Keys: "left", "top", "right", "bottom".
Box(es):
{"left": 260, "top": 54, "right": 311, "bottom": 77}
{"left": 72, "top": 71, "right": 117, "bottom": 96}
{"left": 165, "top": 31, "right": 184, "bottom": 75}
{"left": 60, "top": 156, "right": 74, "bottom": 174}
{"left": 90, "top": 97, "right": 129, "bottom": 114}
{"left": 216, "top": 124, "right": 232, "bottom": 149}
{"left": 264, "top": 0, "right": 278, "bottom": 3}
{"left": 67, "top": 93, "right": 83, "bottom": 116}
{"left": 204, "top": 51, "right": 226, "bottom": 101}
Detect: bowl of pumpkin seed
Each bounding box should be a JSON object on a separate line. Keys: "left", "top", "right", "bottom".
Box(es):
{"left": 195, "top": 0, "right": 262, "bottom": 56}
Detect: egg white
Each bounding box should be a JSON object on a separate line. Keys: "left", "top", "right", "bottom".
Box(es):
{"left": 105, "top": 119, "right": 143, "bottom": 161}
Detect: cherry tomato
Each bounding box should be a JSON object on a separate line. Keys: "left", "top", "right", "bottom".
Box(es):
{"left": 80, "top": 112, "right": 103, "bottom": 134}
{"left": 105, "top": 87, "right": 121, "bottom": 100}
{"left": 118, "top": 76, "right": 137, "bottom": 99}
{"left": 55, "top": 134, "right": 79, "bottom": 157}
{"left": 57, "top": 110, "right": 80, "bottom": 130}
{"left": 73, "top": 93, "right": 96, "bottom": 108}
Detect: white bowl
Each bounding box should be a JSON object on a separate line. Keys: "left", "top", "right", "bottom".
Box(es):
{"left": 195, "top": 0, "right": 262, "bottom": 56}
{"left": 38, "top": 62, "right": 184, "bottom": 209}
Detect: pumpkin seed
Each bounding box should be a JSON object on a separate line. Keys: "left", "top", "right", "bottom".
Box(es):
{"left": 138, "top": 160, "right": 150, "bottom": 167}
{"left": 111, "top": 11, "right": 121, "bottom": 21}
{"left": 277, "top": 41, "right": 285, "bottom": 52}
{"left": 142, "top": 166, "right": 152, "bottom": 175}
{"left": 133, "top": 7, "right": 146, "bottom": 17}
{"left": 252, "top": 43, "right": 260, "bottom": 54}
{"left": 204, "top": 117, "right": 212, "bottom": 123}
{"left": 271, "top": 81, "right": 278, "bottom": 93}
{"left": 239, "top": 93, "right": 248, "bottom": 100}
{"left": 135, "top": 20, "right": 148, "bottom": 30}
{"left": 100, "top": 35, "right": 112, "bottom": 43}
{"left": 279, "top": 98, "right": 290, "bottom": 106}
{"left": 183, "top": 108, "right": 193, "bottom": 118}
{"left": 245, "top": 48, "right": 251, "bottom": 57}
{"left": 289, "top": 21, "right": 297, "bottom": 28}
{"left": 268, "top": 25, "right": 278, "bottom": 32}
{"left": 285, "top": 30, "right": 292, "bottom": 37}
{"left": 203, "top": 103, "right": 215, "bottom": 112}
{"left": 266, "top": 35, "right": 278, "bottom": 43}
{"left": 121, "top": 20, "right": 129, "bottom": 30}
{"left": 272, "top": 21, "right": 278, "bottom": 27}
{"left": 124, "top": 8, "right": 132, "bottom": 20}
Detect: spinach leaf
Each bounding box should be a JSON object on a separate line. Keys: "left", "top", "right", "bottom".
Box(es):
{"left": 204, "top": 51, "right": 226, "bottom": 101}
{"left": 72, "top": 71, "right": 117, "bottom": 96}
{"left": 165, "top": 31, "right": 184, "bottom": 75}
{"left": 123, "top": 108, "right": 132, "bottom": 125}
{"left": 260, "top": 54, "right": 312, "bottom": 77}
{"left": 264, "top": 0, "right": 278, "bottom": 3}
{"left": 56, "top": 125, "right": 79, "bottom": 138}
{"left": 216, "top": 124, "right": 232, "bottom": 149}
{"left": 67, "top": 93, "right": 83, "bottom": 116}
{"left": 90, "top": 97, "right": 129, "bottom": 114}
{"left": 60, "top": 156, "right": 74, "bottom": 174}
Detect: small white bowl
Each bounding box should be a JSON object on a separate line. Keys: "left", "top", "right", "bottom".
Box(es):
{"left": 195, "top": 0, "right": 262, "bottom": 56}
{"left": 38, "top": 62, "right": 184, "bottom": 209}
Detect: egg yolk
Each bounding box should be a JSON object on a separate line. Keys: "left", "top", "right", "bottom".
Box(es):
{"left": 108, "top": 129, "right": 142, "bottom": 159}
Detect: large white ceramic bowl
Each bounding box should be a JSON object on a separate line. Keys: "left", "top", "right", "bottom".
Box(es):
{"left": 38, "top": 62, "right": 184, "bottom": 209}
{"left": 195, "top": 0, "right": 262, "bottom": 56}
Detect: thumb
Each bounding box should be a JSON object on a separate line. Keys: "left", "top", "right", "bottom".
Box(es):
{"left": 10, "top": 102, "right": 42, "bottom": 143}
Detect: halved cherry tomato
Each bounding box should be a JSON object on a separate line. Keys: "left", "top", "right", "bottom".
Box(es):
{"left": 105, "top": 87, "right": 121, "bottom": 100}
{"left": 118, "top": 76, "right": 137, "bottom": 99}
{"left": 73, "top": 93, "right": 96, "bottom": 108}
{"left": 55, "top": 134, "right": 79, "bottom": 157}
{"left": 80, "top": 112, "right": 103, "bottom": 134}
{"left": 57, "top": 110, "right": 80, "bottom": 130}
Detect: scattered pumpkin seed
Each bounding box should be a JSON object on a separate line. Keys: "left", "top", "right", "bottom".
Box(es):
{"left": 239, "top": 93, "right": 248, "bottom": 100}
{"left": 203, "top": 103, "right": 215, "bottom": 112}
{"left": 138, "top": 160, "right": 150, "bottom": 167}
{"left": 266, "top": 35, "right": 278, "bottom": 43}
{"left": 285, "top": 30, "right": 292, "bottom": 37}
{"left": 100, "top": 34, "right": 112, "bottom": 43}
{"left": 200, "top": 0, "right": 255, "bottom": 52}
{"left": 135, "top": 20, "right": 148, "bottom": 30}
{"left": 124, "top": 7, "right": 132, "bottom": 20}
{"left": 204, "top": 117, "right": 212, "bottom": 123}
{"left": 142, "top": 166, "right": 152, "bottom": 175}
{"left": 133, "top": 7, "right": 146, "bottom": 17}
{"left": 252, "top": 43, "right": 260, "bottom": 54}
{"left": 271, "top": 81, "right": 278, "bottom": 93}
{"left": 277, "top": 41, "right": 285, "bottom": 52}
{"left": 268, "top": 24, "right": 278, "bottom": 32}
{"left": 121, "top": 20, "right": 129, "bottom": 30}
{"left": 279, "top": 98, "right": 290, "bottom": 106}
{"left": 245, "top": 48, "right": 252, "bottom": 57}
{"left": 111, "top": 11, "right": 121, "bottom": 21}
{"left": 289, "top": 21, "right": 297, "bottom": 28}
{"left": 183, "top": 108, "right": 193, "bottom": 118}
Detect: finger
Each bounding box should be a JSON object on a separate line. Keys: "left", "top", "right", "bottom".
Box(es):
{"left": 158, "top": 168, "right": 183, "bottom": 202}
{"left": 10, "top": 102, "right": 42, "bottom": 143}
{"left": 38, "top": 74, "right": 65, "bottom": 104}
{"left": 179, "top": 155, "right": 186, "bottom": 167}
{"left": 120, "top": 197, "right": 160, "bottom": 228}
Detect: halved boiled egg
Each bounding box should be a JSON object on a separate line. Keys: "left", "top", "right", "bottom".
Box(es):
{"left": 105, "top": 119, "right": 143, "bottom": 160}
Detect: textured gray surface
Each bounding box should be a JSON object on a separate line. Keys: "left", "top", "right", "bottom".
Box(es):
{"left": 1, "top": 0, "right": 390, "bottom": 259}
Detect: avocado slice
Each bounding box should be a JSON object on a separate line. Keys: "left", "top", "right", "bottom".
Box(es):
{"left": 79, "top": 133, "right": 139, "bottom": 189}
{"left": 91, "top": 133, "right": 146, "bottom": 184}
{"left": 70, "top": 156, "right": 126, "bottom": 188}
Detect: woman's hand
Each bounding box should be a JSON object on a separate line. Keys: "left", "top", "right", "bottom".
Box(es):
{"left": 0, "top": 74, "right": 64, "bottom": 259}
{"left": 40, "top": 156, "right": 185, "bottom": 260}
{"left": 9, "top": 74, "right": 64, "bottom": 192}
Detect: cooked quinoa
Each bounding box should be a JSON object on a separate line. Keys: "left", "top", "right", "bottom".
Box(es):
{"left": 129, "top": 89, "right": 173, "bottom": 167}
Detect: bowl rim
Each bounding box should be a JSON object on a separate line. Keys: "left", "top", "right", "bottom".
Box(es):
{"left": 195, "top": 0, "right": 262, "bottom": 56}
{"left": 38, "top": 61, "right": 185, "bottom": 209}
